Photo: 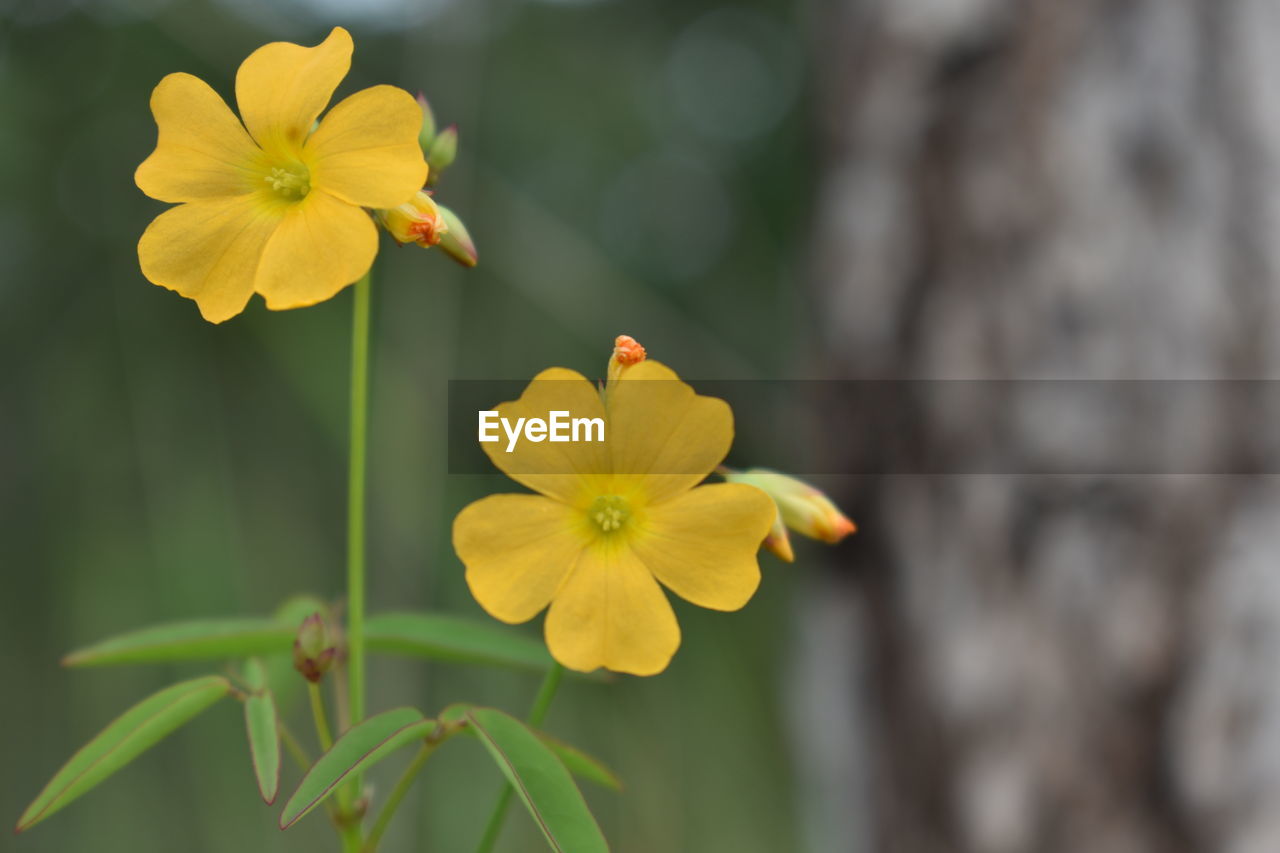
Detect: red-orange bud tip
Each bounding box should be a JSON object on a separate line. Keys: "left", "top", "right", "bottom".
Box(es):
{"left": 613, "top": 335, "right": 646, "bottom": 366}
{"left": 818, "top": 515, "right": 858, "bottom": 544}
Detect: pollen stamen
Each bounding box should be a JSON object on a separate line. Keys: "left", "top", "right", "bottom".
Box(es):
{"left": 588, "top": 495, "right": 631, "bottom": 534}
{"left": 264, "top": 165, "right": 311, "bottom": 199}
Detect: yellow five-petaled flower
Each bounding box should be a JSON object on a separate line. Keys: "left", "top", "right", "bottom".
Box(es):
{"left": 135, "top": 27, "right": 427, "bottom": 323}
{"left": 453, "top": 344, "right": 775, "bottom": 676}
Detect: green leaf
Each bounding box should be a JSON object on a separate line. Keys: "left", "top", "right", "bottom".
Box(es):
{"left": 539, "top": 734, "right": 622, "bottom": 792}
{"left": 279, "top": 707, "right": 435, "bottom": 829}
{"left": 242, "top": 659, "right": 281, "bottom": 804}
{"left": 465, "top": 707, "right": 609, "bottom": 852}
{"left": 366, "top": 612, "right": 555, "bottom": 671}
{"left": 63, "top": 618, "right": 294, "bottom": 667}
{"left": 16, "top": 675, "right": 231, "bottom": 832}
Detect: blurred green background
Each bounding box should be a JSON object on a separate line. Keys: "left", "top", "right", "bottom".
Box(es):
{"left": 0, "top": 0, "right": 819, "bottom": 850}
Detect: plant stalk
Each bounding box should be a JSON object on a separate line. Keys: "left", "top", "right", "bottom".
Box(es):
{"left": 340, "top": 270, "right": 374, "bottom": 853}
{"left": 309, "top": 682, "right": 334, "bottom": 753}
{"left": 347, "top": 270, "right": 371, "bottom": 734}
{"left": 362, "top": 741, "right": 437, "bottom": 852}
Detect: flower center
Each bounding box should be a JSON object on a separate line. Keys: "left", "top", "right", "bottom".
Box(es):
{"left": 264, "top": 164, "right": 311, "bottom": 200}
{"left": 588, "top": 495, "right": 631, "bottom": 534}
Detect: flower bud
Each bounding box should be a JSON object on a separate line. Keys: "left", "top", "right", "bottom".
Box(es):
{"left": 434, "top": 202, "right": 478, "bottom": 267}
{"left": 607, "top": 335, "right": 646, "bottom": 384}
{"left": 376, "top": 191, "right": 448, "bottom": 248}
{"left": 292, "top": 612, "right": 337, "bottom": 683}
{"left": 416, "top": 92, "right": 437, "bottom": 153}
{"left": 426, "top": 125, "right": 458, "bottom": 181}
{"left": 720, "top": 468, "right": 856, "bottom": 555}
{"left": 762, "top": 512, "right": 796, "bottom": 563}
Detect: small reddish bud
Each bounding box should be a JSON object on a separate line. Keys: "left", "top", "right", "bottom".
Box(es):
{"left": 292, "top": 613, "right": 336, "bottom": 683}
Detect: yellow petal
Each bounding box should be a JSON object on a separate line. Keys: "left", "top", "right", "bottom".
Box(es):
{"left": 483, "top": 368, "right": 611, "bottom": 505}
{"left": 254, "top": 191, "right": 377, "bottom": 310}
{"left": 544, "top": 544, "right": 680, "bottom": 675}
{"left": 137, "top": 195, "right": 282, "bottom": 323}
{"left": 306, "top": 85, "right": 428, "bottom": 209}
{"left": 453, "top": 494, "right": 586, "bottom": 624}
{"left": 235, "top": 27, "right": 352, "bottom": 156}
{"left": 135, "top": 73, "right": 261, "bottom": 203}
{"left": 631, "top": 483, "right": 774, "bottom": 610}
{"left": 607, "top": 360, "right": 733, "bottom": 505}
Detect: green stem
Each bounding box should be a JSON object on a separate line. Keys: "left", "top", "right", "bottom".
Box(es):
{"left": 340, "top": 270, "right": 373, "bottom": 853}
{"left": 279, "top": 719, "right": 313, "bottom": 772}
{"left": 362, "top": 742, "right": 437, "bottom": 852}
{"left": 475, "top": 663, "right": 565, "bottom": 853}
{"left": 309, "top": 682, "right": 334, "bottom": 753}
{"left": 347, "top": 270, "right": 371, "bottom": 733}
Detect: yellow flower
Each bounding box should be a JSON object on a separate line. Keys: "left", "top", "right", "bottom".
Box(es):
{"left": 452, "top": 347, "right": 774, "bottom": 676}
{"left": 135, "top": 28, "right": 428, "bottom": 323}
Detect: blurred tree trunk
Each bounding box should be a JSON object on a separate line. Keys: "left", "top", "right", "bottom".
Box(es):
{"left": 803, "top": 1, "right": 1280, "bottom": 852}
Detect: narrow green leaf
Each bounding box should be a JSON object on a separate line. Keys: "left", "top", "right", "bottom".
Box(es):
{"left": 279, "top": 707, "right": 434, "bottom": 829}
{"left": 242, "top": 659, "right": 281, "bottom": 804}
{"left": 366, "top": 612, "right": 554, "bottom": 670}
{"left": 16, "top": 675, "right": 231, "bottom": 832}
{"left": 63, "top": 618, "right": 294, "bottom": 667}
{"left": 465, "top": 707, "right": 609, "bottom": 852}
{"left": 539, "top": 734, "right": 622, "bottom": 792}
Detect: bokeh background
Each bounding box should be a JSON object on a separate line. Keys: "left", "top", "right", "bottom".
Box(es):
{"left": 5, "top": 0, "right": 1279, "bottom": 851}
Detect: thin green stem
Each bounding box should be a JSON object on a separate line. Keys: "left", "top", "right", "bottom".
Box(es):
{"left": 362, "top": 742, "right": 437, "bottom": 852}
{"left": 475, "top": 663, "right": 566, "bottom": 853}
{"left": 309, "top": 682, "right": 334, "bottom": 753}
{"left": 340, "top": 823, "right": 363, "bottom": 853}
{"left": 313, "top": 680, "right": 361, "bottom": 848}
{"left": 347, "top": 270, "right": 371, "bottom": 733}
{"left": 525, "top": 662, "right": 566, "bottom": 728}
{"left": 339, "top": 270, "right": 373, "bottom": 853}
{"left": 475, "top": 787, "right": 514, "bottom": 853}
{"left": 279, "top": 719, "right": 313, "bottom": 772}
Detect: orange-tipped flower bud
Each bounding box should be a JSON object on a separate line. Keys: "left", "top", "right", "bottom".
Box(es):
{"left": 613, "top": 335, "right": 646, "bottom": 365}
{"left": 607, "top": 335, "right": 646, "bottom": 383}
{"left": 292, "top": 613, "right": 336, "bottom": 683}
{"left": 762, "top": 512, "right": 796, "bottom": 563}
{"left": 376, "top": 190, "right": 449, "bottom": 248}
{"left": 720, "top": 468, "right": 856, "bottom": 554}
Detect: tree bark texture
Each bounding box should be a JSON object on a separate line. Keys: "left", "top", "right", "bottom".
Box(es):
{"left": 804, "top": 2, "right": 1280, "bottom": 851}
